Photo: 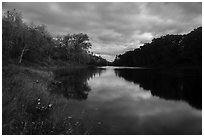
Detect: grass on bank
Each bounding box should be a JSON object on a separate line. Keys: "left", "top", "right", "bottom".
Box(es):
{"left": 2, "top": 64, "right": 91, "bottom": 135}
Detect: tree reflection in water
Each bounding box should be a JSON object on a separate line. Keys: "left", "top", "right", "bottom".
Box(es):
{"left": 3, "top": 66, "right": 201, "bottom": 135}
{"left": 2, "top": 67, "right": 104, "bottom": 135}
{"left": 50, "top": 67, "right": 105, "bottom": 100}
{"left": 114, "top": 68, "right": 202, "bottom": 110}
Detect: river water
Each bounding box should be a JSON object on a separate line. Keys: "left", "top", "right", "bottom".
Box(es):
{"left": 53, "top": 66, "right": 202, "bottom": 135}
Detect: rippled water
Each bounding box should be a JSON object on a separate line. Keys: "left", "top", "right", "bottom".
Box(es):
{"left": 58, "top": 66, "right": 202, "bottom": 135}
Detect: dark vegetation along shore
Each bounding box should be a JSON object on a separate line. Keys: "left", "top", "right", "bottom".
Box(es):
{"left": 2, "top": 9, "right": 108, "bottom": 134}
{"left": 2, "top": 8, "right": 202, "bottom": 135}
{"left": 113, "top": 27, "right": 202, "bottom": 68}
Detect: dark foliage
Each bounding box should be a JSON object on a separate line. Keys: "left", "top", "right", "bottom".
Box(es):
{"left": 2, "top": 9, "right": 108, "bottom": 66}
{"left": 113, "top": 27, "right": 202, "bottom": 67}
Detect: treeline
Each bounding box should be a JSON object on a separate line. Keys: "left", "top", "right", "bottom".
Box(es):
{"left": 113, "top": 27, "right": 202, "bottom": 67}
{"left": 2, "top": 9, "right": 108, "bottom": 66}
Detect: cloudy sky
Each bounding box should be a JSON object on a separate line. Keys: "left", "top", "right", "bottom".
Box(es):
{"left": 5, "top": 2, "right": 202, "bottom": 61}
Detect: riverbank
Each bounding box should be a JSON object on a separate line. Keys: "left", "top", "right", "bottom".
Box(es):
{"left": 2, "top": 62, "right": 92, "bottom": 135}
{"left": 2, "top": 62, "right": 202, "bottom": 135}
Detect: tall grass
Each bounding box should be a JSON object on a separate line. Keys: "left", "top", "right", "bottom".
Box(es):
{"left": 2, "top": 65, "right": 92, "bottom": 134}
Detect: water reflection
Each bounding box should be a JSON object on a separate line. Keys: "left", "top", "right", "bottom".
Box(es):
{"left": 47, "top": 66, "right": 202, "bottom": 134}
{"left": 85, "top": 67, "right": 201, "bottom": 134}
{"left": 2, "top": 67, "right": 104, "bottom": 135}
{"left": 50, "top": 67, "right": 104, "bottom": 100}
{"left": 3, "top": 66, "right": 201, "bottom": 135}
{"left": 114, "top": 68, "right": 202, "bottom": 109}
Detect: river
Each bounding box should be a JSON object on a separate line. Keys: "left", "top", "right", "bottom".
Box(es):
{"left": 51, "top": 66, "right": 202, "bottom": 135}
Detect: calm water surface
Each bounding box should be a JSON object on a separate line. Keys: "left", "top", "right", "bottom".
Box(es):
{"left": 56, "top": 66, "right": 201, "bottom": 135}
{"left": 3, "top": 66, "right": 200, "bottom": 134}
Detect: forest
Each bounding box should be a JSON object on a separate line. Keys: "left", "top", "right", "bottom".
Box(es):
{"left": 3, "top": 9, "right": 202, "bottom": 68}
{"left": 113, "top": 27, "right": 202, "bottom": 68}
{"left": 2, "top": 9, "right": 108, "bottom": 67}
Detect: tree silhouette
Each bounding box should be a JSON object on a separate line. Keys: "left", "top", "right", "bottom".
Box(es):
{"left": 113, "top": 27, "right": 202, "bottom": 68}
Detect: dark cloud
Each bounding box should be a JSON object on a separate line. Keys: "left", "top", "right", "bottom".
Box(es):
{"left": 5, "top": 2, "right": 202, "bottom": 61}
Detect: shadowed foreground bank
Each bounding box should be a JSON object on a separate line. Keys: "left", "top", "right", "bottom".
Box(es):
{"left": 2, "top": 64, "right": 102, "bottom": 134}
